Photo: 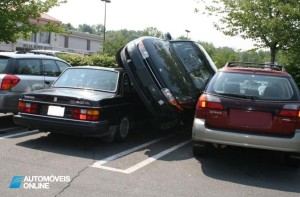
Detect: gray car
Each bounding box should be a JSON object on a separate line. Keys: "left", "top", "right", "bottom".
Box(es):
{"left": 0, "top": 52, "right": 71, "bottom": 113}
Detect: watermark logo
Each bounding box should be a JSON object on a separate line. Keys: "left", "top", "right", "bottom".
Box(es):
{"left": 9, "top": 176, "right": 25, "bottom": 189}
{"left": 9, "top": 175, "right": 70, "bottom": 189}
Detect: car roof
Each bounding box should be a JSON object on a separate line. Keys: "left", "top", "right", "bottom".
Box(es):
{"left": 68, "top": 66, "right": 124, "bottom": 72}
{"left": 0, "top": 52, "right": 64, "bottom": 60}
{"left": 220, "top": 61, "right": 291, "bottom": 77}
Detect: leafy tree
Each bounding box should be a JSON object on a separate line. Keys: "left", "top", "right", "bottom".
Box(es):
{"left": 62, "top": 23, "right": 76, "bottom": 31}
{"left": 142, "top": 27, "right": 163, "bottom": 38}
{"left": 0, "top": 0, "right": 66, "bottom": 43}
{"left": 78, "top": 24, "right": 95, "bottom": 34}
{"left": 199, "top": 0, "right": 300, "bottom": 64}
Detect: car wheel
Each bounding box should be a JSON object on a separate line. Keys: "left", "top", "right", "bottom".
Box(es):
{"left": 114, "top": 116, "right": 130, "bottom": 142}
{"left": 193, "top": 141, "right": 208, "bottom": 156}
{"left": 284, "top": 153, "right": 300, "bottom": 167}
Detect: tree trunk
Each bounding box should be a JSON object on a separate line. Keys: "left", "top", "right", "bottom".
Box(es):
{"left": 270, "top": 44, "right": 277, "bottom": 64}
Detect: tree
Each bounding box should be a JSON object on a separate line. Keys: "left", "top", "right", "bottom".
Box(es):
{"left": 199, "top": 0, "right": 300, "bottom": 64}
{"left": 78, "top": 24, "right": 95, "bottom": 34}
{"left": 0, "top": 0, "right": 66, "bottom": 43}
{"left": 142, "top": 27, "right": 163, "bottom": 38}
{"left": 62, "top": 23, "right": 77, "bottom": 31}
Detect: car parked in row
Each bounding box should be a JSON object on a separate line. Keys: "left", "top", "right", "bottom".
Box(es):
{"left": 117, "top": 35, "right": 217, "bottom": 125}
{"left": 0, "top": 52, "right": 71, "bottom": 113}
{"left": 192, "top": 62, "right": 300, "bottom": 166}
{"left": 13, "top": 66, "right": 148, "bottom": 142}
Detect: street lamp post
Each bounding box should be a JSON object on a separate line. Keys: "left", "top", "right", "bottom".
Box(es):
{"left": 101, "top": 0, "right": 111, "bottom": 53}
{"left": 185, "top": 30, "right": 190, "bottom": 39}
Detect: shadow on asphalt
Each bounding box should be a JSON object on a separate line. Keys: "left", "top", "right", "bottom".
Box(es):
{"left": 195, "top": 146, "right": 300, "bottom": 194}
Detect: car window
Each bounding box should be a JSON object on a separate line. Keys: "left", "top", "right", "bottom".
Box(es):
{"left": 56, "top": 61, "right": 70, "bottom": 72}
{"left": 208, "top": 72, "right": 296, "bottom": 101}
{"left": 14, "top": 59, "right": 42, "bottom": 75}
{"left": 53, "top": 68, "right": 119, "bottom": 92}
{"left": 42, "top": 60, "right": 60, "bottom": 76}
{"left": 0, "top": 57, "right": 9, "bottom": 73}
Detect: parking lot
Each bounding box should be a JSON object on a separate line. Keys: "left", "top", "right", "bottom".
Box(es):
{"left": 0, "top": 113, "right": 299, "bottom": 197}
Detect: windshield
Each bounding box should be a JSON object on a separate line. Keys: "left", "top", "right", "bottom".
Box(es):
{"left": 53, "top": 68, "right": 119, "bottom": 92}
{"left": 207, "top": 72, "right": 298, "bottom": 101}
{"left": 147, "top": 40, "right": 215, "bottom": 104}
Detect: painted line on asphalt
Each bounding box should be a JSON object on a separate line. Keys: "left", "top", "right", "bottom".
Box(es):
{"left": 91, "top": 139, "right": 191, "bottom": 174}
{"left": 0, "top": 126, "right": 23, "bottom": 133}
{"left": 91, "top": 135, "right": 172, "bottom": 167}
{"left": 0, "top": 130, "right": 40, "bottom": 139}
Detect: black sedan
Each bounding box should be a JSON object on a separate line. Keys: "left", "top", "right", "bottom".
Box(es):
{"left": 13, "top": 66, "right": 147, "bottom": 142}
{"left": 117, "top": 35, "right": 217, "bottom": 124}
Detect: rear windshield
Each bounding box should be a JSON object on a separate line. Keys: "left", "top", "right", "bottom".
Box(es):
{"left": 0, "top": 56, "right": 9, "bottom": 73}
{"left": 53, "top": 68, "right": 119, "bottom": 92}
{"left": 147, "top": 40, "right": 215, "bottom": 104}
{"left": 207, "top": 72, "right": 299, "bottom": 101}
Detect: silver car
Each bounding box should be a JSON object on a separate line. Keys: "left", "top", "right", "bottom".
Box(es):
{"left": 0, "top": 52, "right": 71, "bottom": 113}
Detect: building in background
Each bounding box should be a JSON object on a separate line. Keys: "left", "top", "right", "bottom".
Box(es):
{"left": 0, "top": 14, "right": 103, "bottom": 55}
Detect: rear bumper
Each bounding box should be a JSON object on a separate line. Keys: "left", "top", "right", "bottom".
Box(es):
{"left": 13, "top": 114, "right": 112, "bottom": 137}
{"left": 192, "top": 118, "right": 300, "bottom": 153}
{"left": 0, "top": 92, "right": 20, "bottom": 113}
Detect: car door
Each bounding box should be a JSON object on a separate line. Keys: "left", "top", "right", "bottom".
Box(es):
{"left": 42, "top": 59, "right": 61, "bottom": 88}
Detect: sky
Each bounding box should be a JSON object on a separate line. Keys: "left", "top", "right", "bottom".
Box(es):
{"left": 47, "top": 0, "right": 255, "bottom": 51}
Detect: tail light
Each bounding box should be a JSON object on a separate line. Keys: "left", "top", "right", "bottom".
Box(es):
{"left": 1, "top": 75, "right": 20, "bottom": 90}
{"left": 138, "top": 42, "right": 149, "bottom": 59}
{"left": 195, "top": 94, "right": 224, "bottom": 119}
{"left": 72, "top": 108, "right": 99, "bottom": 121}
{"left": 161, "top": 88, "right": 184, "bottom": 111}
{"left": 18, "top": 101, "right": 38, "bottom": 114}
{"left": 279, "top": 104, "right": 300, "bottom": 129}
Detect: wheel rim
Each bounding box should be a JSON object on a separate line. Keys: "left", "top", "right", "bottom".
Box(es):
{"left": 119, "top": 117, "right": 129, "bottom": 138}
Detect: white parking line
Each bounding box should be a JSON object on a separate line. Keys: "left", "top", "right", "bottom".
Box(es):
{"left": 0, "top": 126, "right": 23, "bottom": 132}
{"left": 0, "top": 130, "right": 40, "bottom": 139}
{"left": 91, "top": 139, "right": 191, "bottom": 174}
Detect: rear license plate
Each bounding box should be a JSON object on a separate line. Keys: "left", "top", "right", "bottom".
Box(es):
{"left": 229, "top": 109, "right": 272, "bottom": 129}
{"left": 47, "top": 106, "right": 65, "bottom": 117}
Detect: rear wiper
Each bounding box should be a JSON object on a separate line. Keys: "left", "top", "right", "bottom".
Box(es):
{"left": 219, "top": 93, "right": 256, "bottom": 100}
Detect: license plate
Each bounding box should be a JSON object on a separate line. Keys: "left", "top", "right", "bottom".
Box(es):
{"left": 47, "top": 105, "right": 65, "bottom": 117}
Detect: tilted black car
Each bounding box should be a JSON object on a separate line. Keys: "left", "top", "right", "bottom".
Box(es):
{"left": 13, "top": 66, "right": 147, "bottom": 142}
{"left": 117, "top": 36, "right": 217, "bottom": 124}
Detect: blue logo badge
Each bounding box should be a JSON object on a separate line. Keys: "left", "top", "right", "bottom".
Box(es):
{"left": 9, "top": 176, "right": 24, "bottom": 189}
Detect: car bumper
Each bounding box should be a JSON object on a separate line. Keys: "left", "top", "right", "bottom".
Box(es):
{"left": 13, "top": 114, "right": 113, "bottom": 137}
{"left": 0, "top": 92, "right": 20, "bottom": 113}
{"left": 192, "top": 118, "right": 300, "bottom": 153}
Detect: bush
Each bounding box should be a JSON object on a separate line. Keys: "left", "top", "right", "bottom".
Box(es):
{"left": 58, "top": 54, "right": 117, "bottom": 67}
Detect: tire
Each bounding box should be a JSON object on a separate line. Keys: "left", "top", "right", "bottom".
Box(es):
{"left": 114, "top": 116, "right": 130, "bottom": 142}
{"left": 193, "top": 141, "right": 209, "bottom": 156}
{"left": 284, "top": 153, "right": 300, "bottom": 168}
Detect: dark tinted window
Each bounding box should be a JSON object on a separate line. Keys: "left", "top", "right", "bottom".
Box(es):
{"left": 207, "top": 72, "right": 299, "bottom": 101}
{"left": 14, "top": 59, "right": 41, "bottom": 75}
{"left": 53, "top": 68, "right": 119, "bottom": 92}
{"left": 42, "top": 60, "right": 60, "bottom": 76}
{"left": 0, "top": 57, "right": 9, "bottom": 73}
{"left": 56, "top": 61, "right": 70, "bottom": 72}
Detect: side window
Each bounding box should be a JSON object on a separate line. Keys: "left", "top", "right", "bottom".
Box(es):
{"left": 56, "top": 61, "right": 70, "bottom": 73}
{"left": 42, "top": 60, "right": 60, "bottom": 77}
{"left": 14, "top": 59, "right": 42, "bottom": 75}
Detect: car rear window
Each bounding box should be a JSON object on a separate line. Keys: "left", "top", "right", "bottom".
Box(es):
{"left": 207, "top": 72, "right": 298, "bottom": 101}
{"left": 53, "top": 68, "right": 119, "bottom": 92}
{"left": 0, "top": 56, "right": 9, "bottom": 73}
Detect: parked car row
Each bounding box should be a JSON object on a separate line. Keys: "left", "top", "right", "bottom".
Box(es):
{"left": 4, "top": 35, "right": 300, "bottom": 167}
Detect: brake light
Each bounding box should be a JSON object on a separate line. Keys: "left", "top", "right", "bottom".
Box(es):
{"left": 279, "top": 105, "right": 300, "bottom": 129}
{"left": 138, "top": 42, "right": 149, "bottom": 59}
{"left": 161, "top": 88, "right": 184, "bottom": 111}
{"left": 279, "top": 110, "right": 299, "bottom": 117}
{"left": 72, "top": 108, "right": 99, "bottom": 121}
{"left": 1, "top": 75, "right": 20, "bottom": 90}
{"left": 195, "top": 94, "right": 224, "bottom": 119}
{"left": 18, "top": 101, "right": 38, "bottom": 114}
